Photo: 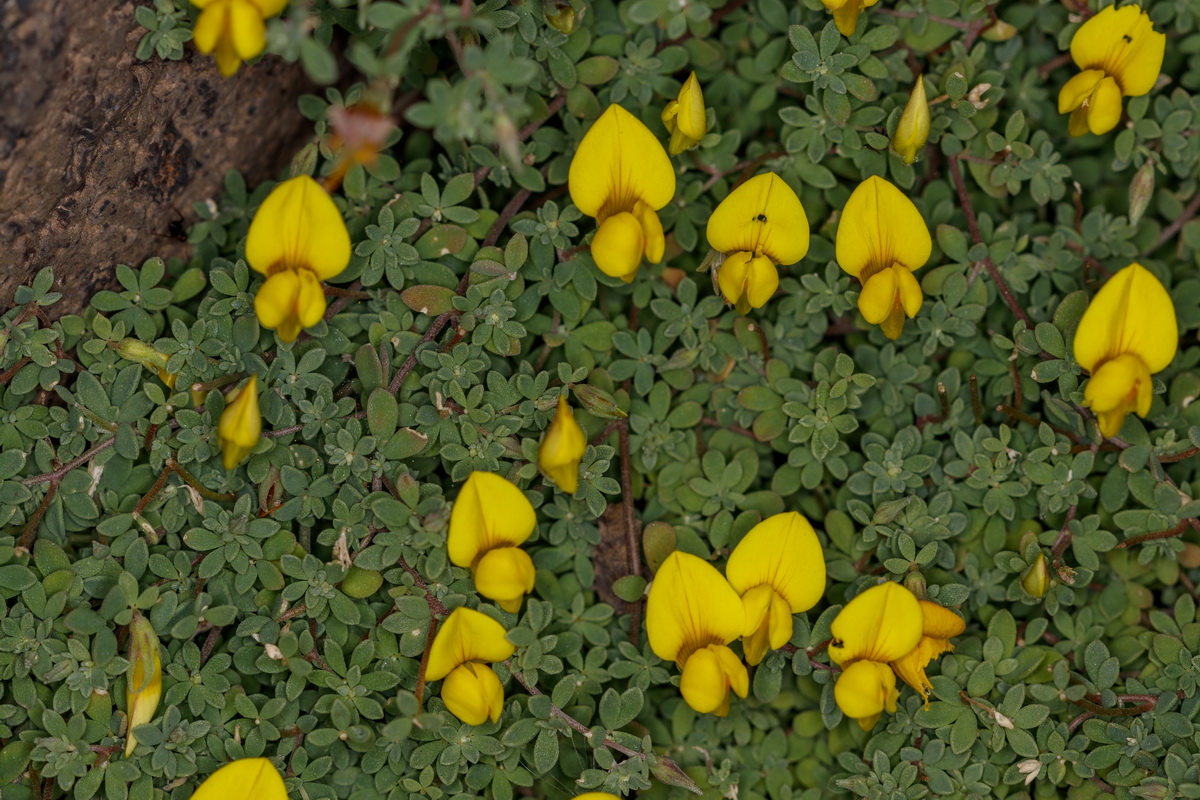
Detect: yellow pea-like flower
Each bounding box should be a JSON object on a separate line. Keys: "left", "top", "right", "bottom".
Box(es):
{"left": 661, "top": 72, "right": 707, "bottom": 155}
{"left": 448, "top": 472, "right": 538, "bottom": 612}
{"left": 538, "top": 395, "right": 587, "bottom": 494}
{"left": 647, "top": 551, "right": 748, "bottom": 716}
{"left": 1058, "top": 5, "right": 1164, "bottom": 137}
{"left": 189, "top": 758, "right": 288, "bottom": 800}
{"left": 821, "top": 0, "right": 879, "bottom": 37}
{"left": 706, "top": 173, "right": 810, "bottom": 314}
{"left": 124, "top": 613, "right": 161, "bottom": 757}
{"left": 725, "top": 512, "right": 826, "bottom": 665}
{"left": 568, "top": 105, "right": 676, "bottom": 282}
{"left": 836, "top": 176, "right": 931, "bottom": 340}
{"left": 245, "top": 175, "right": 351, "bottom": 343}
{"left": 834, "top": 660, "right": 899, "bottom": 731}
{"left": 1074, "top": 263, "right": 1177, "bottom": 439}
{"left": 892, "top": 76, "right": 930, "bottom": 165}
{"left": 426, "top": 607, "right": 516, "bottom": 725}
{"left": 828, "top": 582, "right": 924, "bottom": 666}
{"left": 192, "top": 0, "right": 289, "bottom": 78}
{"left": 889, "top": 600, "right": 965, "bottom": 708}
{"left": 217, "top": 375, "right": 262, "bottom": 470}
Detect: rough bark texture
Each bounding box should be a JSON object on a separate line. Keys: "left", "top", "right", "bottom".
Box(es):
{"left": 0, "top": 0, "right": 315, "bottom": 314}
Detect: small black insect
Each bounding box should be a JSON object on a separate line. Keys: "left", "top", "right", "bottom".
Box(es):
{"left": 754, "top": 213, "right": 768, "bottom": 222}
{"left": 1123, "top": 34, "right": 1133, "bottom": 42}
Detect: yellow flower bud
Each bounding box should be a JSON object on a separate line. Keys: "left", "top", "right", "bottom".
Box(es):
{"left": 124, "top": 612, "right": 161, "bottom": 757}
{"left": 661, "top": 72, "right": 707, "bottom": 155}
{"left": 981, "top": 20, "right": 1017, "bottom": 42}
{"left": 543, "top": 0, "right": 576, "bottom": 35}
{"left": 1021, "top": 553, "right": 1051, "bottom": 599}
{"left": 217, "top": 375, "right": 262, "bottom": 470}
{"left": 190, "top": 758, "right": 288, "bottom": 800}
{"left": 892, "top": 76, "right": 930, "bottom": 165}
{"left": 116, "top": 338, "right": 176, "bottom": 388}
{"left": 538, "top": 395, "right": 587, "bottom": 494}
{"left": 1058, "top": 6, "right": 1164, "bottom": 136}
{"left": 192, "top": 0, "right": 290, "bottom": 78}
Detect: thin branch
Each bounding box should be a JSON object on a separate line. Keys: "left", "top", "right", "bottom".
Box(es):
{"left": 22, "top": 435, "right": 116, "bottom": 486}
{"left": 1116, "top": 520, "right": 1189, "bottom": 549}
{"left": 1144, "top": 191, "right": 1200, "bottom": 255}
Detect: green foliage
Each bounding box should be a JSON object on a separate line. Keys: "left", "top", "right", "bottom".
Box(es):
{"left": 11, "top": 0, "right": 1200, "bottom": 798}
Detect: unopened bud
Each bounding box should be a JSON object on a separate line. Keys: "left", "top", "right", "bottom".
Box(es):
{"left": 892, "top": 76, "right": 930, "bottom": 165}
{"left": 981, "top": 20, "right": 1017, "bottom": 42}
{"left": 115, "top": 338, "right": 176, "bottom": 389}
{"left": 994, "top": 711, "right": 1014, "bottom": 729}
{"left": 125, "top": 612, "right": 162, "bottom": 757}
{"left": 1021, "top": 552, "right": 1051, "bottom": 599}
{"left": 495, "top": 114, "right": 521, "bottom": 166}
{"left": 1128, "top": 160, "right": 1155, "bottom": 226}
{"left": 642, "top": 521, "right": 677, "bottom": 574}
{"left": 290, "top": 140, "right": 319, "bottom": 178}
{"left": 571, "top": 383, "right": 627, "bottom": 419}
{"left": 544, "top": 0, "right": 576, "bottom": 35}
{"left": 903, "top": 570, "right": 928, "bottom": 599}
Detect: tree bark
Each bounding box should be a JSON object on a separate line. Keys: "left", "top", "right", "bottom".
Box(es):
{"left": 0, "top": 0, "right": 315, "bottom": 314}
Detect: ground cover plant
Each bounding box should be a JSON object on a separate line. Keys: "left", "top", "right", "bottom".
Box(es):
{"left": 3, "top": 0, "right": 1200, "bottom": 798}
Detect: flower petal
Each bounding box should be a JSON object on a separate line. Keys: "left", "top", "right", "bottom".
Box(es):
{"left": 726, "top": 511, "right": 826, "bottom": 613}
{"left": 836, "top": 176, "right": 931, "bottom": 277}
{"left": 1073, "top": 263, "right": 1178, "bottom": 373}
{"left": 441, "top": 662, "right": 505, "bottom": 725}
{"left": 919, "top": 600, "right": 966, "bottom": 640}
{"left": 679, "top": 644, "right": 748, "bottom": 716}
{"left": 857, "top": 266, "right": 898, "bottom": 325}
{"left": 447, "top": 472, "right": 537, "bottom": 568}
{"left": 591, "top": 212, "right": 644, "bottom": 281}
{"left": 828, "top": 582, "right": 924, "bottom": 665}
{"left": 634, "top": 201, "right": 665, "bottom": 265}
{"left": 245, "top": 175, "right": 351, "bottom": 280}
{"left": 426, "top": 607, "right": 515, "bottom": 681}
{"left": 1084, "top": 353, "right": 1152, "bottom": 438}
{"left": 538, "top": 395, "right": 587, "bottom": 494}
{"left": 1086, "top": 76, "right": 1124, "bottom": 135}
{"left": 1070, "top": 5, "right": 1165, "bottom": 97}
{"left": 892, "top": 76, "right": 930, "bottom": 165}
{"left": 192, "top": 4, "right": 226, "bottom": 55}
{"left": 890, "top": 635, "right": 954, "bottom": 707}
{"left": 706, "top": 173, "right": 810, "bottom": 265}
{"left": 568, "top": 104, "right": 676, "bottom": 218}
{"left": 646, "top": 551, "right": 745, "bottom": 663}
{"left": 295, "top": 270, "right": 327, "bottom": 329}
{"left": 218, "top": 375, "right": 262, "bottom": 470}
{"left": 227, "top": 0, "right": 267, "bottom": 60}
{"left": 191, "top": 758, "right": 288, "bottom": 800}
{"left": 1058, "top": 69, "right": 1105, "bottom": 114}
{"left": 473, "top": 546, "right": 536, "bottom": 613}
{"left": 896, "top": 264, "right": 923, "bottom": 317}
{"left": 834, "top": 660, "right": 899, "bottom": 724}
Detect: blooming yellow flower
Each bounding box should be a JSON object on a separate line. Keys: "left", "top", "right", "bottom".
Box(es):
{"left": 647, "top": 551, "right": 748, "bottom": 716}
{"left": 725, "top": 512, "right": 825, "bottom": 665}
{"left": 246, "top": 175, "right": 351, "bottom": 343}
{"left": 539, "top": 394, "right": 587, "bottom": 494}
{"left": 426, "top": 607, "right": 516, "bottom": 725}
{"left": 217, "top": 375, "right": 261, "bottom": 470}
{"left": 190, "top": 758, "right": 287, "bottom": 800}
{"left": 1058, "top": 5, "right": 1165, "bottom": 137}
{"left": 889, "top": 600, "right": 965, "bottom": 708}
{"left": 1074, "top": 263, "right": 1177, "bottom": 439}
{"left": 568, "top": 105, "right": 676, "bottom": 282}
{"left": 821, "top": 0, "right": 878, "bottom": 37}
{"left": 829, "top": 582, "right": 924, "bottom": 730}
{"left": 706, "top": 173, "right": 809, "bottom": 314}
{"left": 892, "top": 76, "right": 930, "bottom": 165}
{"left": 661, "top": 72, "right": 707, "bottom": 155}
{"left": 448, "top": 472, "right": 537, "bottom": 612}
{"left": 836, "top": 176, "right": 931, "bottom": 340}
{"left": 124, "top": 613, "right": 161, "bottom": 757}
{"left": 192, "top": 0, "right": 289, "bottom": 78}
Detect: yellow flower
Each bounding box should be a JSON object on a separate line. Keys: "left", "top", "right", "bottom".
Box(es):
{"left": 1074, "top": 263, "right": 1177, "bottom": 439}
{"left": 1021, "top": 552, "right": 1051, "bottom": 598}
{"left": 1058, "top": 5, "right": 1165, "bottom": 137}
{"left": 835, "top": 660, "right": 899, "bottom": 731}
{"left": 892, "top": 76, "right": 930, "bottom": 165}
{"left": 647, "top": 551, "right": 748, "bottom": 716}
{"left": 217, "top": 375, "right": 261, "bottom": 470}
{"left": 706, "top": 173, "right": 810, "bottom": 314}
{"left": 246, "top": 175, "right": 351, "bottom": 343}
{"left": 124, "top": 613, "right": 161, "bottom": 757}
{"left": 190, "top": 758, "right": 287, "bottom": 800}
{"left": 539, "top": 394, "right": 587, "bottom": 494}
{"left": 568, "top": 105, "right": 676, "bottom": 282}
{"left": 575, "top": 795, "right": 621, "bottom": 800}
{"left": 725, "top": 512, "right": 826, "bottom": 665}
{"left": 829, "top": 582, "right": 924, "bottom": 730}
{"left": 821, "top": 0, "right": 878, "bottom": 37}
{"left": 448, "top": 472, "right": 538, "bottom": 612}
{"left": 426, "top": 607, "right": 516, "bottom": 725}
{"left": 828, "top": 582, "right": 924, "bottom": 666}
{"left": 661, "top": 72, "right": 707, "bottom": 155}
{"left": 836, "top": 176, "right": 931, "bottom": 340}
{"left": 889, "top": 600, "right": 965, "bottom": 708}
{"left": 192, "top": 0, "right": 289, "bottom": 78}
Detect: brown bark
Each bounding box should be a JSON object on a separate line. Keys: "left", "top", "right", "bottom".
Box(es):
{"left": 0, "top": 0, "right": 315, "bottom": 313}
